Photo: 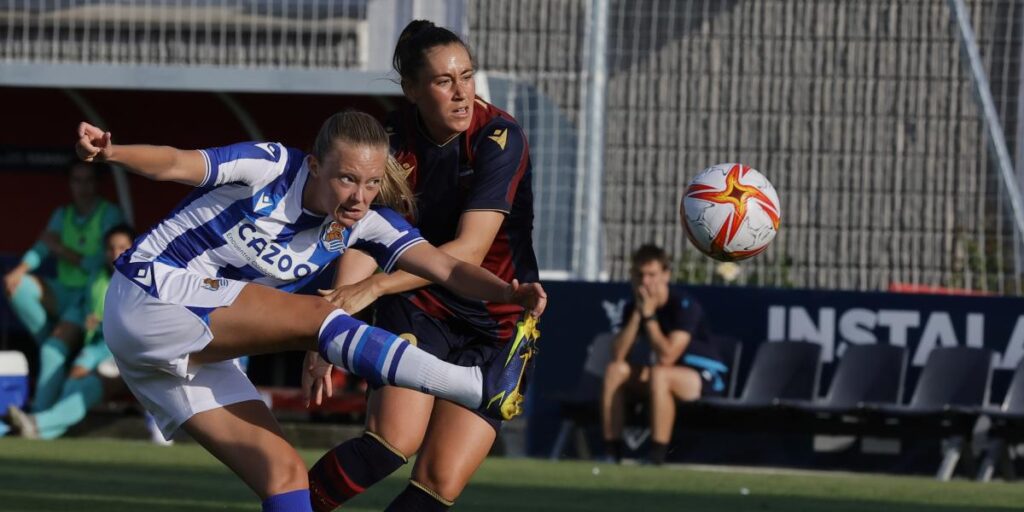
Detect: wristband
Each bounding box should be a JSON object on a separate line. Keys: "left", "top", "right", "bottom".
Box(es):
{"left": 641, "top": 314, "right": 657, "bottom": 323}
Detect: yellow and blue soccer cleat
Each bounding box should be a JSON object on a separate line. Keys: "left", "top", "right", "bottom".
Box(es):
{"left": 480, "top": 315, "right": 541, "bottom": 421}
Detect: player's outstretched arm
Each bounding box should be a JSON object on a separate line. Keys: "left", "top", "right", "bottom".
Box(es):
{"left": 359, "top": 210, "right": 504, "bottom": 298}
{"left": 395, "top": 242, "right": 546, "bottom": 318}
{"left": 316, "top": 249, "right": 380, "bottom": 315}
{"left": 76, "top": 121, "right": 207, "bottom": 186}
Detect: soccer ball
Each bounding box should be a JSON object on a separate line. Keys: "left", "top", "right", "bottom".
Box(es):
{"left": 681, "top": 163, "right": 781, "bottom": 262}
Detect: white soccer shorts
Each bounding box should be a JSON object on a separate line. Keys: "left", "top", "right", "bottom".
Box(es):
{"left": 103, "top": 272, "right": 260, "bottom": 437}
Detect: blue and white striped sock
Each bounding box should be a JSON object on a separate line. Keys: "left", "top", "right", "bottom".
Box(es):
{"left": 316, "top": 310, "right": 481, "bottom": 408}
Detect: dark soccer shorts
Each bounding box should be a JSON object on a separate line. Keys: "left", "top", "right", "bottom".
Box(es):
{"left": 373, "top": 294, "right": 505, "bottom": 430}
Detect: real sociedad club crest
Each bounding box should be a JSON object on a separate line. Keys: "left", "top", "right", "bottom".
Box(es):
{"left": 201, "top": 277, "right": 228, "bottom": 291}
{"left": 320, "top": 221, "right": 346, "bottom": 252}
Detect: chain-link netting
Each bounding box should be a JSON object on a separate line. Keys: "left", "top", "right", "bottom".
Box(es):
{"left": 472, "top": 0, "right": 1024, "bottom": 293}
{"left": 0, "top": 0, "right": 367, "bottom": 67}
{"left": 5, "top": 0, "right": 1024, "bottom": 292}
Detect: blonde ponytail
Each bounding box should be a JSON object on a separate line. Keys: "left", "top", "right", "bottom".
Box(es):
{"left": 375, "top": 155, "right": 417, "bottom": 220}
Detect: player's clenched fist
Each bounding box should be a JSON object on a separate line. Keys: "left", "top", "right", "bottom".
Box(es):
{"left": 76, "top": 122, "right": 113, "bottom": 162}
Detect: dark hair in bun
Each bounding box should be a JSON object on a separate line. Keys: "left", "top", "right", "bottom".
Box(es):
{"left": 392, "top": 20, "right": 474, "bottom": 83}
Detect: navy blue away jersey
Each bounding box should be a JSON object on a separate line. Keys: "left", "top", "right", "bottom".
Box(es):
{"left": 385, "top": 98, "right": 538, "bottom": 343}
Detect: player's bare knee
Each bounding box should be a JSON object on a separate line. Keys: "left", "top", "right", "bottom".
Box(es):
{"left": 679, "top": 370, "right": 702, "bottom": 401}
{"left": 605, "top": 360, "right": 631, "bottom": 382}
{"left": 369, "top": 429, "right": 419, "bottom": 461}
{"left": 412, "top": 471, "right": 462, "bottom": 504}
{"left": 296, "top": 296, "right": 340, "bottom": 335}
{"left": 265, "top": 452, "right": 308, "bottom": 497}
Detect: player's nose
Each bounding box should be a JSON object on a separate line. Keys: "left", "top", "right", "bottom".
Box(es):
{"left": 351, "top": 187, "right": 366, "bottom": 204}
{"left": 452, "top": 81, "right": 466, "bottom": 100}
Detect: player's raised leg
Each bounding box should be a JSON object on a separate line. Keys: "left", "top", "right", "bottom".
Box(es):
{"left": 198, "top": 283, "right": 485, "bottom": 411}
{"left": 306, "top": 313, "right": 539, "bottom": 511}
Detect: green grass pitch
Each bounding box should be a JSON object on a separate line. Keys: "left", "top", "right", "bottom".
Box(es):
{"left": 1, "top": 438, "right": 1022, "bottom": 511}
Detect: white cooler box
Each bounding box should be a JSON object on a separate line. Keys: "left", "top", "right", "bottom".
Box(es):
{"left": 0, "top": 351, "right": 29, "bottom": 410}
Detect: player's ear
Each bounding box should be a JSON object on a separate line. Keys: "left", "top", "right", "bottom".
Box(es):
{"left": 401, "top": 79, "right": 418, "bottom": 104}
{"left": 308, "top": 155, "right": 320, "bottom": 177}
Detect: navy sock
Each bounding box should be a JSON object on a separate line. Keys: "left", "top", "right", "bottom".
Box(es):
{"left": 309, "top": 432, "right": 407, "bottom": 512}
{"left": 384, "top": 481, "right": 453, "bottom": 512}
{"left": 262, "top": 489, "right": 312, "bottom": 512}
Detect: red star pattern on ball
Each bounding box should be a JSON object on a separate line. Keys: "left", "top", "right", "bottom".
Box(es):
{"left": 685, "top": 164, "right": 781, "bottom": 261}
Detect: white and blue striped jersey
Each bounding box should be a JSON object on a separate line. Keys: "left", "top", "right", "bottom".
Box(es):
{"left": 114, "top": 141, "right": 425, "bottom": 306}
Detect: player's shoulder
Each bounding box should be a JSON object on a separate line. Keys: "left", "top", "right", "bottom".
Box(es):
{"left": 52, "top": 203, "right": 72, "bottom": 218}
{"left": 670, "top": 289, "right": 700, "bottom": 311}
{"left": 361, "top": 205, "right": 414, "bottom": 230}
{"left": 468, "top": 99, "right": 523, "bottom": 140}
{"left": 383, "top": 106, "right": 418, "bottom": 151}
{"left": 472, "top": 97, "right": 520, "bottom": 124}
{"left": 468, "top": 101, "right": 526, "bottom": 161}
{"left": 207, "top": 141, "right": 295, "bottom": 164}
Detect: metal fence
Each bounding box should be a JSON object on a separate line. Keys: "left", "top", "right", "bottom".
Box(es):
{"left": 4, "top": 0, "right": 1024, "bottom": 293}
{"left": 0, "top": 0, "right": 368, "bottom": 67}
{"left": 472, "top": 0, "right": 1024, "bottom": 293}
{"left": 469, "top": 1, "right": 588, "bottom": 277}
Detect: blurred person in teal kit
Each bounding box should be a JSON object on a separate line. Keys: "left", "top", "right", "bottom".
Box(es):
{"left": 5, "top": 225, "right": 134, "bottom": 440}
{"left": 2, "top": 162, "right": 124, "bottom": 415}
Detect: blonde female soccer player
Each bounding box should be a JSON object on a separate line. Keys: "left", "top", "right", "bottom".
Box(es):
{"left": 74, "top": 110, "right": 545, "bottom": 512}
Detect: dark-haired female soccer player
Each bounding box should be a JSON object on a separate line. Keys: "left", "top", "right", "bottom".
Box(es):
{"left": 306, "top": 20, "right": 541, "bottom": 512}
